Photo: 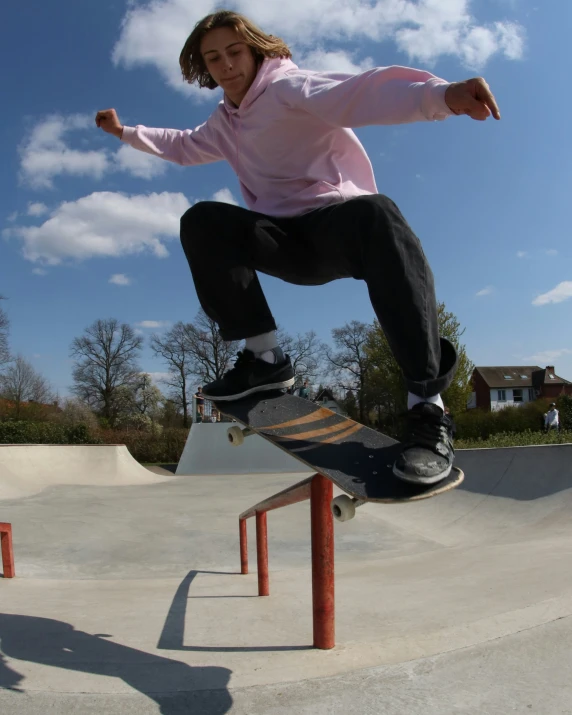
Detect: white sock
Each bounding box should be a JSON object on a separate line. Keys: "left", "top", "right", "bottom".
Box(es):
{"left": 244, "top": 331, "right": 278, "bottom": 354}
{"left": 244, "top": 332, "right": 279, "bottom": 364}
{"left": 408, "top": 392, "right": 444, "bottom": 411}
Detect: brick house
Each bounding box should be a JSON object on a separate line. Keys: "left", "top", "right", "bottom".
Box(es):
{"left": 468, "top": 365, "right": 572, "bottom": 411}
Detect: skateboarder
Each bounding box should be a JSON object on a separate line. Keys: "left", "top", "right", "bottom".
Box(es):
{"left": 95, "top": 10, "right": 500, "bottom": 485}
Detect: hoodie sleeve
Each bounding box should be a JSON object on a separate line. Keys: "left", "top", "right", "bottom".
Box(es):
{"left": 284, "top": 65, "right": 453, "bottom": 128}
{"left": 120, "top": 119, "right": 223, "bottom": 166}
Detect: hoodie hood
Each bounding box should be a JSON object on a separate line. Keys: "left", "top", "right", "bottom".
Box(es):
{"left": 223, "top": 57, "right": 298, "bottom": 113}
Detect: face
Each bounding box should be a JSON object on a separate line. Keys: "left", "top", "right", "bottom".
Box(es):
{"left": 201, "top": 26, "right": 258, "bottom": 106}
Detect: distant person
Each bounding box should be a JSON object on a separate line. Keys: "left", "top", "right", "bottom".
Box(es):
{"left": 544, "top": 403, "right": 559, "bottom": 432}
{"left": 194, "top": 386, "right": 205, "bottom": 422}
{"left": 298, "top": 380, "right": 310, "bottom": 399}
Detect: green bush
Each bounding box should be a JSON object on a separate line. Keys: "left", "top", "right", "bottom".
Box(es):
{"left": 455, "top": 400, "right": 550, "bottom": 441}
{"left": 0, "top": 420, "right": 188, "bottom": 462}
{"left": 558, "top": 396, "right": 572, "bottom": 431}
{"left": 456, "top": 429, "right": 572, "bottom": 450}
{"left": 0, "top": 421, "right": 100, "bottom": 445}
{"left": 95, "top": 427, "right": 189, "bottom": 463}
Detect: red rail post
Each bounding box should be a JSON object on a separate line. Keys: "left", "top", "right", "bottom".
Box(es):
{"left": 0, "top": 523, "right": 15, "bottom": 579}
{"left": 256, "top": 511, "right": 270, "bottom": 596}
{"left": 239, "top": 518, "right": 248, "bottom": 575}
{"left": 310, "top": 474, "right": 335, "bottom": 649}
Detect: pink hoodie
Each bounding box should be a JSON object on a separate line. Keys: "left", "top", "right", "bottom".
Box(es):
{"left": 122, "top": 58, "right": 452, "bottom": 217}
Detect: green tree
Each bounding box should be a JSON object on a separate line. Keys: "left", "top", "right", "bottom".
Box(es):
{"left": 113, "top": 374, "right": 164, "bottom": 431}
{"left": 365, "top": 302, "right": 474, "bottom": 422}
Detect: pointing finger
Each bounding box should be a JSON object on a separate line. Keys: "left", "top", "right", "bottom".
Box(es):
{"left": 477, "top": 82, "right": 501, "bottom": 120}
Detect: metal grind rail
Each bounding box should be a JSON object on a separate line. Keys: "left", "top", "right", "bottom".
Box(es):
{"left": 238, "top": 473, "right": 335, "bottom": 650}
{"left": 0, "top": 522, "right": 15, "bottom": 578}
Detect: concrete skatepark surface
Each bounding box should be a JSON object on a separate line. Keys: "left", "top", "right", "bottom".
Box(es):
{"left": 1, "top": 441, "right": 572, "bottom": 713}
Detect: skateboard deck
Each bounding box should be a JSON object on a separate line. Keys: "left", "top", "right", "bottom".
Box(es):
{"left": 214, "top": 391, "right": 463, "bottom": 504}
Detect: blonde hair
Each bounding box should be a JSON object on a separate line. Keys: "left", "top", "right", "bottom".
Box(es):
{"left": 179, "top": 10, "right": 293, "bottom": 89}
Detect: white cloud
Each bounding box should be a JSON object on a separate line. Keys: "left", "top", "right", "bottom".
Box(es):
{"left": 135, "top": 320, "right": 170, "bottom": 328}
{"left": 7, "top": 212, "right": 18, "bottom": 222}
{"left": 516, "top": 250, "right": 528, "bottom": 258}
{"left": 109, "top": 273, "right": 132, "bottom": 286}
{"left": 523, "top": 348, "right": 572, "bottom": 364}
{"left": 27, "top": 202, "right": 49, "bottom": 216}
{"left": 211, "top": 188, "right": 239, "bottom": 205}
{"left": 115, "top": 144, "right": 168, "bottom": 179}
{"left": 298, "top": 49, "right": 374, "bottom": 74}
{"left": 19, "top": 115, "right": 171, "bottom": 189}
{"left": 112, "top": 0, "right": 525, "bottom": 94}
{"left": 20, "top": 114, "right": 111, "bottom": 189}
{"left": 32, "top": 267, "right": 47, "bottom": 276}
{"left": 6, "top": 191, "right": 190, "bottom": 265}
{"left": 545, "top": 249, "right": 558, "bottom": 256}
{"left": 533, "top": 281, "right": 572, "bottom": 306}
{"left": 476, "top": 285, "right": 494, "bottom": 296}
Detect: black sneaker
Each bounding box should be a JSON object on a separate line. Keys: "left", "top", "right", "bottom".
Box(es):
{"left": 393, "top": 402, "right": 455, "bottom": 485}
{"left": 201, "top": 348, "right": 295, "bottom": 401}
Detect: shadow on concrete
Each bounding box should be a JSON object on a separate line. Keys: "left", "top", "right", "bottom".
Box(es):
{"left": 158, "top": 570, "right": 312, "bottom": 653}
{"left": 0, "top": 613, "right": 232, "bottom": 713}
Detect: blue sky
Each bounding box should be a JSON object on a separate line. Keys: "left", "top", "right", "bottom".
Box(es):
{"left": 2, "top": 0, "right": 571, "bottom": 398}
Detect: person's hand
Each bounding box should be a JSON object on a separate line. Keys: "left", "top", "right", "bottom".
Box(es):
{"left": 445, "top": 78, "right": 500, "bottom": 121}
{"left": 95, "top": 109, "right": 124, "bottom": 138}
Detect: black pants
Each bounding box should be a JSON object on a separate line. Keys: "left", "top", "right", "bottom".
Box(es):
{"left": 180, "top": 194, "right": 457, "bottom": 398}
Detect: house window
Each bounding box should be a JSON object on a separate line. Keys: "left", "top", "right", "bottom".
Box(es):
{"left": 497, "top": 390, "right": 506, "bottom": 401}
{"left": 520, "top": 375, "right": 528, "bottom": 379}
{"left": 503, "top": 375, "right": 513, "bottom": 380}
{"left": 513, "top": 389, "right": 523, "bottom": 403}
{"left": 528, "top": 388, "right": 534, "bottom": 401}
{"left": 549, "top": 374, "right": 556, "bottom": 380}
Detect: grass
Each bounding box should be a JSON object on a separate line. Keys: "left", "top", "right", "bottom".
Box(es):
{"left": 456, "top": 429, "right": 572, "bottom": 450}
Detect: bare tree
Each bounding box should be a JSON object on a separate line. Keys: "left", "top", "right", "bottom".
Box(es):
{"left": 184, "top": 310, "right": 240, "bottom": 383}
{"left": 325, "top": 320, "right": 373, "bottom": 424}
{"left": 150, "top": 322, "right": 195, "bottom": 427}
{"left": 276, "top": 327, "right": 324, "bottom": 388}
{"left": 70, "top": 318, "right": 143, "bottom": 425}
{"left": 0, "top": 355, "right": 54, "bottom": 418}
{"left": 0, "top": 296, "right": 10, "bottom": 369}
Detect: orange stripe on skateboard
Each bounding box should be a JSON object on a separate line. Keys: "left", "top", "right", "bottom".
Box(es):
{"left": 264, "top": 407, "right": 335, "bottom": 431}
{"left": 270, "top": 420, "right": 351, "bottom": 441}
{"left": 319, "top": 423, "right": 363, "bottom": 443}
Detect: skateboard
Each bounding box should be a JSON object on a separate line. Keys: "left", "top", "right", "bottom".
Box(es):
{"left": 213, "top": 391, "right": 463, "bottom": 522}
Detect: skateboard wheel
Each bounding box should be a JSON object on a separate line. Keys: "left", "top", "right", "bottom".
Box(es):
{"left": 227, "top": 425, "right": 245, "bottom": 446}
{"left": 331, "top": 495, "right": 356, "bottom": 522}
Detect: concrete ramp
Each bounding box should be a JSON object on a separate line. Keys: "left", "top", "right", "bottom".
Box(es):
{"left": 176, "top": 422, "right": 312, "bottom": 475}
{"left": 0, "top": 444, "right": 172, "bottom": 500}
{"left": 369, "top": 444, "right": 572, "bottom": 547}
{"left": 2, "top": 443, "right": 572, "bottom": 713}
